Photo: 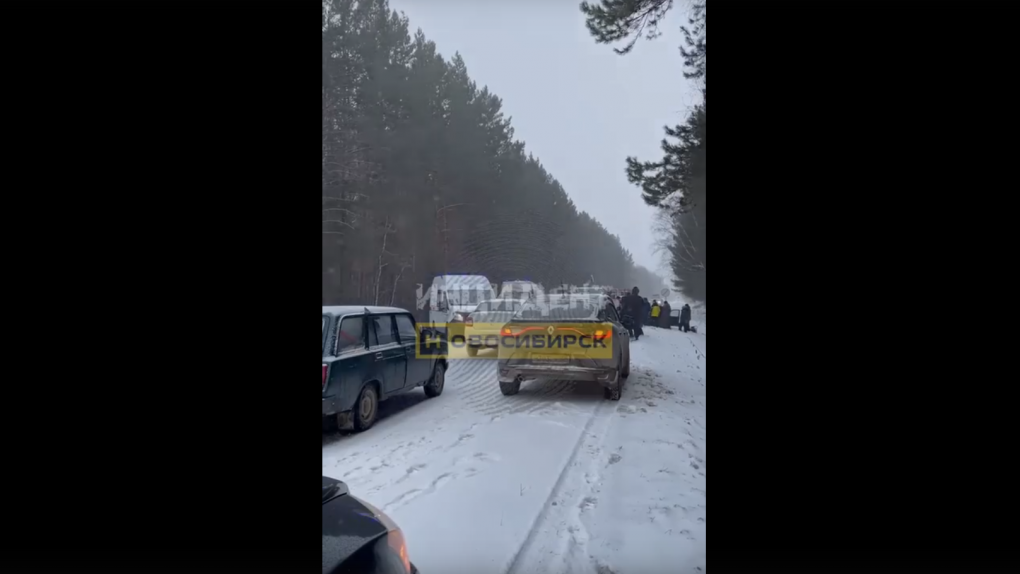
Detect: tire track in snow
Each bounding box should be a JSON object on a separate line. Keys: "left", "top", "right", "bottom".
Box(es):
{"left": 456, "top": 364, "right": 499, "bottom": 404}
{"left": 449, "top": 357, "right": 597, "bottom": 419}
{"left": 449, "top": 359, "right": 499, "bottom": 403}
{"left": 503, "top": 398, "right": 616, "bottom": 574}
{"left": 473, "top": 379, "right": 579, "bottom": 417}
{"left": 687, "top": 337, "right": 706, "bottom": 361}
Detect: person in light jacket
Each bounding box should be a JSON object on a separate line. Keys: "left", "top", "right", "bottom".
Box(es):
{"left": 650, "top": 301, "right": 661, "bottom": 325}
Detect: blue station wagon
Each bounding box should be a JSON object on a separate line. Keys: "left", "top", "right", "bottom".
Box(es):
{"left": 323, "top": 306, "right": 448, "bottom": 432}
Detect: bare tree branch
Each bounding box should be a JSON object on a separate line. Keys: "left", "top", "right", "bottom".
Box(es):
{"left": 374, "top": 218, "right": 396, "bottom": 305}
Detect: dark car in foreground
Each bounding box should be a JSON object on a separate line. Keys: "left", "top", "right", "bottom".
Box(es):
{"left": 497, "top": 294, "right": 630, "bottom": 400}
{"left": 323, "top": 306, "right": 448, "bottom": 432}
{"left": 323, "top": 475, "right": 420, "bottom": 574}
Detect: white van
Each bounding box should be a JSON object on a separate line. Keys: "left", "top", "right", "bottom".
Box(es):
{"left": 428, "top": 275, "right": 495, "bottom": 325}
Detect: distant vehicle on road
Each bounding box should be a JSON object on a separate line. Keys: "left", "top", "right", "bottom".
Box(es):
{"left": 427, "top": 275, "right": 495, "bottom": 326}
{"left": 497, "top": 294, "right": 630, "bottom": 401}
{"left": 322, "top": 475, "right": 421, "bottom": 573}
{"left": 669, "top": 308, "right": 681, "bottom": 328}
{"left": 323, "top": 306, "right": 447, "bottom": 432}
{"left": 464, "top": 298, "right": 525, "bottom": 357}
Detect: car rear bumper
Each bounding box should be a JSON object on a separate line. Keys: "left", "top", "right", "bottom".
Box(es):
{"left": 322, "top": 395, "right": 346, "bottom": 417}
{"left": 323, "top": 397, "right": 354, "bottom": 429}
{"left": 498, "top": 362, "right": 619, "bottom": 387}
{"left": 465, "top": 329, "right": 503, "bottom": 347}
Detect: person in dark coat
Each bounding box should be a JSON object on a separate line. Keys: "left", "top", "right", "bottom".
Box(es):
{"left": 659, "top": 300, "right": 672, "bottom": 328}
{"left": 679, "top": 303, "right": 692, "bottom": 332}
{"left": 620, "top": 286, "right": 644, "bottom": 340}
{"left": 642, "top": 297, "right": 651, "bottom": 324}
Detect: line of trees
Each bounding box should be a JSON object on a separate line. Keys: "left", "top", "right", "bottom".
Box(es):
{"left": 581, "top": 0, "right": 706, "bottom": 302}
{"left": 322, "top": 0, "right": 665, "bottom": 310}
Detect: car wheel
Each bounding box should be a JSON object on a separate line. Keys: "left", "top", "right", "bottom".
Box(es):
{"left": 603, "top": 384, "right": 621, "bottom": 401}
{"left": 603, "top": 367, "right": 622, "bottom": 401}
{"left": 466, "top": 345, "right": 479, "bottom": 357}
{"left": 353, "top": 384, "right": 379, "bottom": 431}
{"left": 499, "top": 380, "right": 521, "bottom": 396}
{"left": 424, "top": 362, "right": 445, "bottom": 398}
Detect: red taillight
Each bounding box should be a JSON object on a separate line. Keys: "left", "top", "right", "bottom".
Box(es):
{"left": 322, "top": 364, "right": 328, "bottom": 391}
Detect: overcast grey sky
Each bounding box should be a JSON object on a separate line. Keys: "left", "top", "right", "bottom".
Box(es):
{"left": 389, "top": 0, "right": 702, "bottom": 275}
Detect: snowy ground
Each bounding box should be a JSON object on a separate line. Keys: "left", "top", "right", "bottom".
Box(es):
{"left": 322, "top": 324, "right": 706, "bottom": 574}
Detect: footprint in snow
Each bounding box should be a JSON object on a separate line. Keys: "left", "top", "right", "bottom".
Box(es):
{"left": 608, "top": 453, "right": 623, "bottom": 465}
{"left": 428, "top": 473, "right": 454, "bottom": 492}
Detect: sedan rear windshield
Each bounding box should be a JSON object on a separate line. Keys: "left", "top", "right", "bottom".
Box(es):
{"left": 517, "top": 298, "right": 598, "bottom": 320}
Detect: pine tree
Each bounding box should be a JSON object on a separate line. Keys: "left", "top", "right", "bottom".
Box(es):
{"left": 579, "top": 0, "right": 675, "bottom": 55}
{"left": 580, "top": 0, "right": 706, "bottom": 301}
{"left": 322, "top": 0, "right": 664, "bottom": 308}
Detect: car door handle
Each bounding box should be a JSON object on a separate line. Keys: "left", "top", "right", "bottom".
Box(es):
{"left": 375, "top": 352, "right": 384, "bottom": 360}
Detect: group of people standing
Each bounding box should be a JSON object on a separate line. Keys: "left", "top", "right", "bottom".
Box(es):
{"left": 617, "top": 287, "right": 693, "bottom": 340}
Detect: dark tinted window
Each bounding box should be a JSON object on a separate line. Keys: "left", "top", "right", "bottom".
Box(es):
{"left": 369, "top": 315, "right": 397, "bottom": 346}
{"left": 447, "top": 288, "right": 481, "bottom": 306}
{"left": 395, "top": 314, "right": 417, "bottom": 343}
{"left": 604, "top": 303, "right": 620, "bottom": 322}
{"left": 322, "top": 315, "right": 329, "bottom": 356}
{"left": 336, "top": 317, "right": 365, "bottom": 354}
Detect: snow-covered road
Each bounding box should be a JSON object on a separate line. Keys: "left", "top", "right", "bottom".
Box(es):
{"left": 322, "top": 325, "right": 706, "bottom": 574}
